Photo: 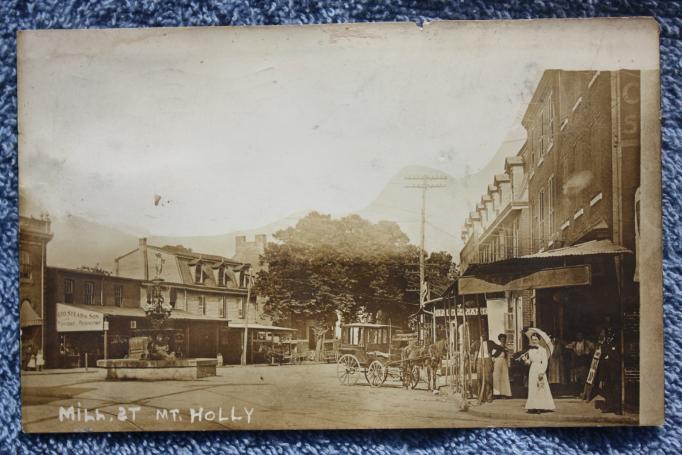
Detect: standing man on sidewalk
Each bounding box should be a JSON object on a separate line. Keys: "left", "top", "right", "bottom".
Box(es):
{"left": 475, "top": 336, "right": 494, "bottom": 403}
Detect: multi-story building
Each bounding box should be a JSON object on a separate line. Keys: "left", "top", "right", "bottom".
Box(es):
{"left": 19, "top": 215, "right": 53, "bottom": 369}
{"left": 44, "top": 267, "right": 144, "bottom": 368}
{"left": 114, "top": 238, "right": 288, "bottom": 364}
{"left": 456, "top": 70, "right": 641, "bottom": 412}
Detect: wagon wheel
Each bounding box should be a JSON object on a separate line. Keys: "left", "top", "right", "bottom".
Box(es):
{"left": 409, "top": 364, "right": 420, "bottom": 389}
{"left": 365, "top": 360, "right": 388, "bottom": 387}
{"left": 337, "top": 354, "right": 361, "bottom": 386}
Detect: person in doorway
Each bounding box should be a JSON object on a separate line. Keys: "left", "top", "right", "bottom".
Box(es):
{"left": 22, "top": 345, "right": 33, "bottom": 371}
{"left": 27, "top": 353, "right": 37, "bottom": 371}
{"left": 491, "top": 334, "right": 512, "bottom": 398}
{"left": 36, "top": 349, "right": 45, "bottom": 372}
{"left": 474, "top": 336, "right": 494, "bottom": 403}
{"left": 565, "top": 331, "right": 595, "bottom": 394}
{"left": 522, "top": 333, "right": 555, "bottom": 413}
{"left": 548, "top": 335, "right": 565, "bottom": 394}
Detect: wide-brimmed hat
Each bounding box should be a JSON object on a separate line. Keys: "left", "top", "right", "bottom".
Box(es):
{"left": 525, "top": 327, "right": 554, "bottom": 356}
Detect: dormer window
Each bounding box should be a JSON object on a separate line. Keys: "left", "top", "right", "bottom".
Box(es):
{"left": 217, "top": 266, "right": 226, "bottom": 287}
{"left": 190, "top": 260, "right": 205, "bottom": 284}
{"left": 218, "top": 265, "right": 225, "bottom": 286}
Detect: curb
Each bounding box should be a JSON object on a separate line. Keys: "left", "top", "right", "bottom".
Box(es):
{"left": 465, "top": 405, "right": 638, "bottom": 425}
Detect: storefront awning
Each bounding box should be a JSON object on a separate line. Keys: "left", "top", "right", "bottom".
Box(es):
{"left": 228, "top": 322, "right": 297, "bottom": 332}
{"left": 464, "top": 240, "right": 631, "bottom": 276}
{"left": 521, "top": 239, "right": 631, "bottom": 259}
{"left": 20, "top": 300, "right": 42, "bottom": 328}
{"left": 458, "top": 264, "right": 591, "bottom": 295}
{"left": 457, "top": 240, "right": 632, "bottom": 295}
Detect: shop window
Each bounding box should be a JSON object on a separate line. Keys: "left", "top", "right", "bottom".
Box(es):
{"left": 84, "top": 281, "right": 95, "bottom": 305}
{"left": 130, "top": 320, "right": 137, "bottom": 329}
{"left": 20, "top": 251, "right": 32, "bottom": 281}
{"left": 64, "top": 279, "right": 74, "bottom": 304}
{"left": 114, "top": 285, "right": 123, "bottom": 307}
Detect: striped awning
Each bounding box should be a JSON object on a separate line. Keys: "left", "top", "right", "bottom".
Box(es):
{"left": 20, "top": 300, "right": 42, "bottom": 328}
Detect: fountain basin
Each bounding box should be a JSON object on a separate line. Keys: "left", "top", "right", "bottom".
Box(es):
{"left": 97, "top": 358, "right": 217, "bottom": 380}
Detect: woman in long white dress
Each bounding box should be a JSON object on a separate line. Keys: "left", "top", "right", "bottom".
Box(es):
{"left": 523, "top": 333, "right": 555, "bottom": 413}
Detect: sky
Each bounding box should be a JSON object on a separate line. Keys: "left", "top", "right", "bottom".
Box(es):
{"left": 18, "top": 19, "right": 658, "bottom": 237}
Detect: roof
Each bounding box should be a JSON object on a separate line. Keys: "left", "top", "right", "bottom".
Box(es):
{"left": 117, "top": 242, "right": 249, "bottom": 289}
{"left": 463, "top": 240, "right": 631, "bottom": 276}
{"left": 521, "top": 239, "right": 631, "bottom": 259}
{"left": 48, "top": 266, "right": 140, "bottom": 282}
{"left": 59, "top": 304, "right": 229, "bottom": 322}
{"left": 341, "top": 323, "right": 394, "bottom": 328}
{"left": 228, "top": 322, "right": 296, "bottom": 332}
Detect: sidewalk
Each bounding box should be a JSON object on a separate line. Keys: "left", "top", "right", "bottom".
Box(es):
{"left": 22, "top": 368, "right": 100, "bottom": 376}
{"left": 465, "top": 397, "right": 638, "bottom": 425}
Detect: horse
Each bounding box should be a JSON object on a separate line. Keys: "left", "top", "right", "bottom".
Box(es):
{"left": 400, "top": 338, "right": 448, "bottom": 391}
{"left": 425, "top": 338, "right": 447, "bottom": 391}
{"left": 400, "top": 342, "right": 426, "bottom": 389}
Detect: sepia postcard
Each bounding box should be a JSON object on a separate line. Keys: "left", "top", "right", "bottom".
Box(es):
{"left": 17, "top": 18, "right": 663, "bottom": 432}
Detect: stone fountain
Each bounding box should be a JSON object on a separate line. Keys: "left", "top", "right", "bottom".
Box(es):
{"left": 97, "top": 254, "right": 217, "bottom": 380}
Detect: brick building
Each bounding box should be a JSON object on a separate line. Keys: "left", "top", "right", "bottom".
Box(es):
{"left": 455, "top": 70, "right": 641, "bottom": 412}
{"left": 45, "top": 267, "right": 144, "bottom": 368}
{"left": 19, "top": 215, "right": 53, "bottom": 369}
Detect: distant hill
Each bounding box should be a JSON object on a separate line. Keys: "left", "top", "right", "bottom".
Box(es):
{"left": 46, "top": 214, "right": 138, "bottom": 270}
{"left": 40, "top": 213, "right": 304, "bottom": 271}
{"left": 23, "top": 132, "right": 519, "bottom": 268}
{"left": 357, "top": 142, "right": 513, "bottom": 256}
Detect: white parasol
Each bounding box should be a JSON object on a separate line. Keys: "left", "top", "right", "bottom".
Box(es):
{"left": 524, "top": 327, "right": 554, "bottom": 356}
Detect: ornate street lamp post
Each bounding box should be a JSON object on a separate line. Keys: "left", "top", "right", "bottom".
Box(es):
{"left": 141, "top": 253, "right": 172, "bottom": 330}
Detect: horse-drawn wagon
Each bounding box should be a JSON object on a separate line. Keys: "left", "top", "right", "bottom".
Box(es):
{"left": 336, "top": 323, "right": 432, "bottom": 388}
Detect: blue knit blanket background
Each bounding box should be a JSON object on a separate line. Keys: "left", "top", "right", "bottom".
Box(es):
{"left": 1, "top": 1, "right": 680, "bottom": 453}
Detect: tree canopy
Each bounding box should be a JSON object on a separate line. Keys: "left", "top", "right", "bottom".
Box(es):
{"left": 253, "top": 212, "right": 453, "bottom": 326}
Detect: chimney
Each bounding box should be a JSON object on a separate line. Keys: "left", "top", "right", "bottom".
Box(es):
{"left": 255, "top": 234, "right": 267, "bottom": 252}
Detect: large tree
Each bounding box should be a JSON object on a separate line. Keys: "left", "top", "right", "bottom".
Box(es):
{"left": 253, "top": 212, "right": 453, "bottom": 327}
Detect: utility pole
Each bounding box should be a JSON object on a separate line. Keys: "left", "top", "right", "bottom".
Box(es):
{"left": 405, "top": 174, "right": 447, "bottom": 344}
{"left": 241, "top": 270, "right": 252, "bottom": 366}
